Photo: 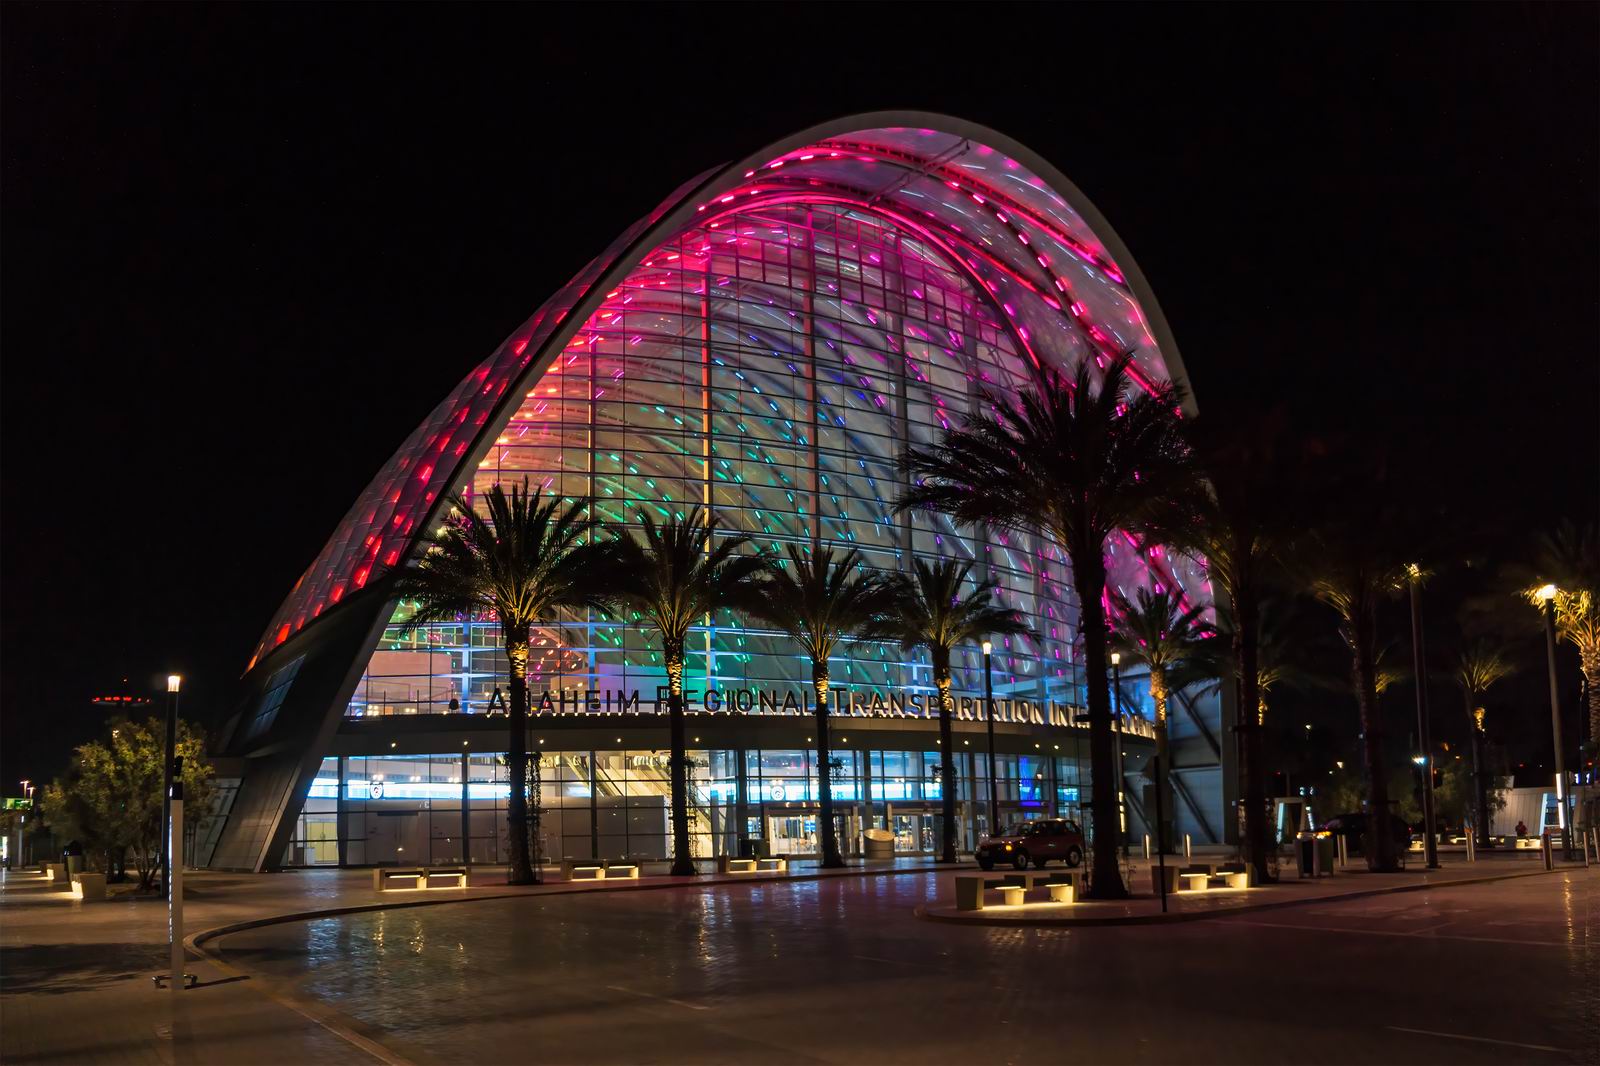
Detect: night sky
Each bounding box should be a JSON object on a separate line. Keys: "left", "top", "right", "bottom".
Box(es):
{"left": 3, "top": 5, "right": 1596, "bottom": 791}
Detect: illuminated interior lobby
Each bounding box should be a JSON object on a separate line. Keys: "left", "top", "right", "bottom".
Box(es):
{"left": 201, "top": 113, "right": 1226, "bottom": 873}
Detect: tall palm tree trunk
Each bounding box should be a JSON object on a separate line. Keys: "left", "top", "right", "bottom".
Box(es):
{"left": 1074, "top": 552, "right": 1128, "bottom": 899}
{"left": 1583, "top": 654, "right": 1600, "bottom": 756}
{"left": 1468, "top": 692, "right": 1490, "bottom": 845}
{"left": 1352, "top": 618, "right": 1397, "bottom": 871}
{"left": 1152, "top": 685, "right": 1172, "bottom": 855}
{"left": 505, "top": 624, "right": 536, "bottom": 885}
{"left": 934, "top": 654, "right": 958, "bottom": 864}
{"left": 813, "top": 665, "right": 844, "bottom": 868}
{"left": 665, "top": 641, "right": 695, "bottom": 876}
{"left": 1235, "top": 590, "right": 1272, "bottom": 884}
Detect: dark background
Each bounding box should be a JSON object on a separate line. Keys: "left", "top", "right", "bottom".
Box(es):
{"left": 3, "top": 4, "right": 1596, "bottom": 792}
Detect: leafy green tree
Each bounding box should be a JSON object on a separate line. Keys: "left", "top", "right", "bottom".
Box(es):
{"left": 39, "top": 717, "right": 212, "bottom": 890}
{"left": 608, "top": 508, "right": 769, "bottom": 875}
{"left": 897, "top": 355, "right": 1197, "bottom": 898}
{"left": 390, "top": 481, "right": 613, "bottom": 885}
{"left": 1110, "top": 587, "right": 1220, "bottom": 851}
{"left": 747, "top": 543, "right": 899, "bottom": 868}
{"left": 885, "top": 558, "right": 1028, "bottom": 865}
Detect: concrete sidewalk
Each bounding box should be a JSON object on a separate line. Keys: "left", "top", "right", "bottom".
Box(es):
{"left": 1, "top": 850, "right": 1583, "bottom": 1063}
{"left": 0, "top": 858, "right": 939, "bottom": 1064}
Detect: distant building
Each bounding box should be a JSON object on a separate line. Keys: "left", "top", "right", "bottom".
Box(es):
{"left": 203, "top": 114, "right": 1224, "bottom": 872}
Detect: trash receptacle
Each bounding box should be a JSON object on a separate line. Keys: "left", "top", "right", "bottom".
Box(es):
{"left": 1296, "top": 833, "right": 1315, "bottom": 878}
{"left": 864, "top": 828, "right": 895, "bottom": 861}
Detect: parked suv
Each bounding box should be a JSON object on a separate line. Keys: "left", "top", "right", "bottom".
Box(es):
{"left": 1318, "top": 811, "right": 1412, "bottom": 855}
{"left": 975, "top": 819, "right": 1085, "bottom": 870}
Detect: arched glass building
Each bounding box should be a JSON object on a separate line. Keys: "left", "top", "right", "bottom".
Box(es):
{"left": 204, "top": 114, "right": 1225, "bottom": 873}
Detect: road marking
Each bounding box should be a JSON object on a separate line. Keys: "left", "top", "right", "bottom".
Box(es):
{"left": 1224, "top": 918, "right": 1572, "bottom": 947}
{"left": 605, "top": 985, "right": 711, "bottom": 1011}
{"left": 1385, "top": 1026, "right": 1571, "bottom": 1053}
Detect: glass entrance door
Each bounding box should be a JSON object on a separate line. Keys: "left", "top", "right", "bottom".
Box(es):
{"left": 765, "top": 809, "right": 869, "bottom": 858}
{"left": 766, "top": 813, "right": 818, "bottom": 856}
{"left": 891, "top": 811, "right": 936, "bottom": 854}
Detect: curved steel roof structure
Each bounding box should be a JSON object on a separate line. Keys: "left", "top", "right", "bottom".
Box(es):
{"left": 210, "top": 114, "right": 1221, "bottom": 873}
{"left": 248, "top": 112, "right": 1195, "bottom": 674}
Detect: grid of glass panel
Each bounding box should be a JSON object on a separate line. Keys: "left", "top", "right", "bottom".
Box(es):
{"left": 290, "top": 743, "right": 1093, "bottom": 866}
{"left": 345, "top": 202, "right": 1181, "bottom": 719}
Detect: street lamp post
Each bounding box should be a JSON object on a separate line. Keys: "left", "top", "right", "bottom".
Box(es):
{"left": 1534, "top": 585, "right": 1572, "bottom": 856}
{"left": 1405, "top": 566, "right": 1439, "bottom": 869}
{"left": 161, "top": 675, "right": 181, "bottom": 898}
{"left": 1111, "top": 652, "right": 1127, "bottom": 858}
{"left": 982, "top": 641, "right": 998, "bottom": 838}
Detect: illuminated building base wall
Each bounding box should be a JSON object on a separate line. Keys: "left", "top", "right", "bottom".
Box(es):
{"left": 280, "top": 713, "right": 1155, "bottom": 867}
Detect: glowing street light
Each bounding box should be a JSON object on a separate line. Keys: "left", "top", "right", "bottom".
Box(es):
{"left": 161, "top": 674, "right": 181, "bottom": 898}
{"left": 981, "top": 641, "right": 998, "bottom": 838}
{"left": 1404, "top": 565, "right": 1439, "bottom": 869}
{"left": 1110, "top": 651, "right": 1127, "bottom": 857}
{"left": 1531, "top": 583, "right": 1572, "bottom": 856}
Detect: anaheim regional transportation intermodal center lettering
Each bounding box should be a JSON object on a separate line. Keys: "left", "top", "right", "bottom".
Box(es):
{"left": 506, "top": 687, "right": 1157, "bottom": 740}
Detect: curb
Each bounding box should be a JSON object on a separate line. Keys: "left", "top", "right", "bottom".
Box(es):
{"left": 182, "top": 861, "right": 963, "bottom": 1064}
{"left": 911, "top": 865, "right": 1575, "bottom": 928}
{"left": 186, "top": 860, "right": 959, "bottom": 953}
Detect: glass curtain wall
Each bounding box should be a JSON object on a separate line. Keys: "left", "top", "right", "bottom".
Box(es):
{"left": 345, "top": 203, "right": 1085, "bottom": 722}
{"left": 295, "top": 744, "right": 1092, "bottom": 866}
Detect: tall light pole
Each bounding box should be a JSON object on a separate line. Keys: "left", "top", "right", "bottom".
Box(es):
{"left": 1111, "top": 652, "right": 1127, "bottom": 858}
{"left": 1534, "top": 585, "right": 1572, "bottom": 856}
{"left": 982, "top": 641, "right": 998, "bottom": 837}
{"left": 1405, "top": 565, "right": 1438, "bottom": 869}
{"left": 161, "top": 674, "right": 181, "bottom": 898}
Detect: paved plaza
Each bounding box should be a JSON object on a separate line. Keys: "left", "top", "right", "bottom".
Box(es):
{"left": 1, "top": 858, "right": 1594, "bottom": 1064}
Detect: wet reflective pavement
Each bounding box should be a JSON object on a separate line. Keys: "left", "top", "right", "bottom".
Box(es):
{"left": 219, "top": 868, "right": 1597, "bottom": 1064}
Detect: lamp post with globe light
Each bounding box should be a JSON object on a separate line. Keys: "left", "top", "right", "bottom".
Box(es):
{"left": 982, "top": 641, "right": 998, "bottom": 838}
{"left": 1404, "top": 564, "right": 1439, "bottom": 869}
{"left": 160, "top": 675, "right": 180, "bottom": 897}
{"left": 1532, "top": 585, "right": 1572, "bottom": 856}
{"left": 1111, "top": 651, "right": 1127, "bottom": 857}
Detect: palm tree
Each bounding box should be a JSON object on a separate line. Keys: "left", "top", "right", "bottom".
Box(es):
{"left": 1527, "top": 520, "right": 1600, "bottom": 752}
{"left": 747, "top": 543, "right": 899, "bottom": 868}
{"left": 1110, "top": 587, "right": 1220, "bottom": 852}
{"left": 1308, "top": 544, "right": 1406, "bottom": 872}
{"left": 885, "top": 558, "right": 1028, "bottom": 865}
{"left": 390, "top": 481, "right": 610, "bottom": 885}
{"left": 898, "top": 355, "right": 1197, "bottom": 898}
{"left": 1453, "top": 642, "right": 1513, "bottom": 844}
{"left": 1163, "top": 411, "right": 1294, "bottom": 886}
{"left": 608, "top": 509, "right": 769, "bottom": 876}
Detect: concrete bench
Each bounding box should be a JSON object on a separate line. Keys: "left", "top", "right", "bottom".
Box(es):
{"left": 373, "top": 867, "right": 428, "bottom": 891}
{"left": 70, "top": 872, "right": 106, "bottom": 900}
{"left": 1046, "top": 881, "right": 1075, "bottom": 903}
{"left": 757, "top": 858, "right": 787, "bottom": 873}
{"left": 954, "top": 874, "right": 1006, "bottom": 910}
{"left": 425, "top": 866, "right": 470, "bottom": 889}
{"left": 45, "top": 863, "right": 67, "bottom": 885}
{"left": 722, "top": 858, "right": 757, "bottom": 874}
{"left": 1513, "top": 837, "right": 1541, "bottom": 850}
{"left": 1178, "top": 867, "right": 1211, "bottom": 891}
{"left": 569, "top": 865, "right": 606, "bottom": 880}
{"left": 996, "top": 885, "right": 1025, "bottom": 906}
{"left": 606, "top": 864, "right": 640, "bottom": 880}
